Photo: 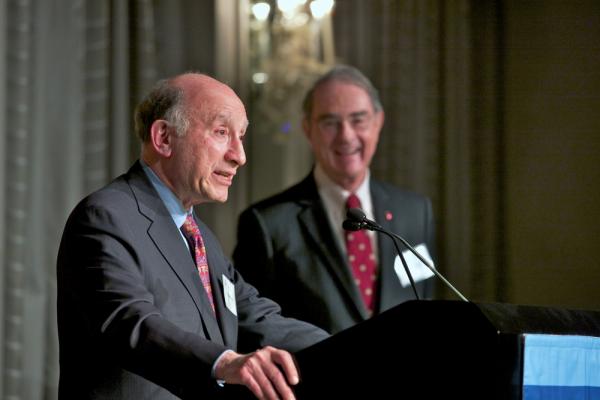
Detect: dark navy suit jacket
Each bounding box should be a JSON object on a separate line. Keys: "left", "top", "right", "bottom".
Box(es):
{"left": 233, "top": 172, "right": 435, "bottom": 334}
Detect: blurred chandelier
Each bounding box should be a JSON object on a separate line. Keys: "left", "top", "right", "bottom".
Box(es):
{"left": 249, "top": 0, "right": 335, "bottom": 86}
{"left": 244, "top": 0, "right": 336, "bottom": 198}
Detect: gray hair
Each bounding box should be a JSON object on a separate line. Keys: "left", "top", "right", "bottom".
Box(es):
{"left": 302, "top": 65, "right": 383, "bottom": 118}
{"left": 134, "top": 78, "right": 191, "bottom": 142}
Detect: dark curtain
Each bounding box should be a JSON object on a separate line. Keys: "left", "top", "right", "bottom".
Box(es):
{"left": 332, "top": 0, "right": 505, "bottom": 302}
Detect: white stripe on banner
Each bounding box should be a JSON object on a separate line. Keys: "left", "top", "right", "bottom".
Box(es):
{"left": 524, "top": 334, "right": 600, "bottom": 388}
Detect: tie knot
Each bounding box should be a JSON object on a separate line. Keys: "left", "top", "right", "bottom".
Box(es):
{"left": 346, "top": 193, "right": 362, "bottom": 209}
{"left": 181, "top": 214, "right": 200, "bottom": 238}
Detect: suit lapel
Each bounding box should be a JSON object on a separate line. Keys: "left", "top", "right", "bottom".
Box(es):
{"left": 127, "top": 163, "right": 224, "bottom": 345}
{"left": 200, "top": 219, "right": 237, "bottom": 348}
{"left": 297, "top": 176, "right": 369, "bottom": 320}
{"left": 371, "top": 180, "right": 406, "bottom": 312}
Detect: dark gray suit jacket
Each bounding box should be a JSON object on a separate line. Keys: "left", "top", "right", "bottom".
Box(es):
{"left": 56, "top": 162, "right": 328, "bottom": 399}
{"left": 233, "top": 173, "right": 435, "bottom": 334}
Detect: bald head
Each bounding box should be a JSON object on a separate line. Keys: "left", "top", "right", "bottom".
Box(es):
{"left": 171, "top": 73, "right": 235, "bottom": 97}
{"left": 135, "top": 72, "right": 248, "bottom": 207}
{"left": 134, "top": 72, "right": 246, "bottom": 143}
{"left": 172, "top": 74, "right": 246, "bottom": 130}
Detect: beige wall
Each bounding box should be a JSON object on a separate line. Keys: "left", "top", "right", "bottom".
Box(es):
{"left": 504, "top": 0, "right": 600, "bottom": 309}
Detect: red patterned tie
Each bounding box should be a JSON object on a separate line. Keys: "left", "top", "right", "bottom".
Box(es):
{"left": 344, "top": 193, "right": 377, "bottom": 314}
{"left": 181, "top": 214, "right": 215, "bottom": 313}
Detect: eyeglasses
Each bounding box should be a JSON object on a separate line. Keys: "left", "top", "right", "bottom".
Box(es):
{"left": 316, "top": 112, "right": 374, "bottom": 135}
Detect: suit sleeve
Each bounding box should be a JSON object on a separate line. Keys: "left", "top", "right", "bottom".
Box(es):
{"left": 57, "top": 204, "right": 227, "bottom": 399}
{"left": 232, "top": 265, "right": 330, "bottom": 353}
{"left": 232, "top": 208, "right": 330, "bottom": 351}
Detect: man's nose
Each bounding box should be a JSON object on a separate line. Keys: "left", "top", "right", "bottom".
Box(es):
{"left": 226, "top": 136, "right": 246, "bottom": 167}
{"left": 337, "top": 119, "right": 356, "bottom": 140}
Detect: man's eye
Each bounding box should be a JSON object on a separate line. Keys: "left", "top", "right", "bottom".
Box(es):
{"left": 352, "top": 117, "right": 370, "bottom": 129}
{"left": 216, "top": 129, "right": 228, "bottom": 136}
{"left": 320, "top": 119, "right": 339, "bottom": 129}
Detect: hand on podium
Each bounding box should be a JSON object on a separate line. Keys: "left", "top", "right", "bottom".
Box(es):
{"left": 215, "top": 346, "right": 299, "bottom": 400}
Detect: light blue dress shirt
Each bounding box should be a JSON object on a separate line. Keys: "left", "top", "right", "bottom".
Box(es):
{"left": 140, "top": 160, "right": 191, "bottom": 247}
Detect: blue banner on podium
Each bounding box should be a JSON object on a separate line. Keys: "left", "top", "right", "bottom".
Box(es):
{"left": 523, "top": 334, "right": 600, "bottom": 399}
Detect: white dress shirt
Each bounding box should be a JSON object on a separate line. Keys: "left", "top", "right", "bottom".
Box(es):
{"left": 313, "top": 164, "right": 379, "bottom": 263}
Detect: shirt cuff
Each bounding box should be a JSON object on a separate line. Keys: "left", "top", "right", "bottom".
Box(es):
{"left": 212, "top": 349, "right": 234, "bottom": 387}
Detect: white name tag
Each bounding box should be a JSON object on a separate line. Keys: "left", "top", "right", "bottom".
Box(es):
{"left": 222, "top": 274, "right": 237, "bottom": 316}
{"left": 394, "top": 244, "right": 435, "bottom": 287}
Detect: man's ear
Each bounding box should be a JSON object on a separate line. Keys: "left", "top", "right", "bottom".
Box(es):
{"left": 374, "top": 110, "right": 385, "bottom": 131}
{"left": 149, "top": 120, "right": 173, "bottom": 157}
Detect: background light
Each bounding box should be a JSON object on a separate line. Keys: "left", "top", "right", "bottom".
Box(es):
{"left": 252, "top": 2, "right": 271, "bottom": 22}
{"left": 277, "top": 0, "right": 306, "bottom": 16}
{"left": 309, "top": 0, "right": 334, "bottom": 19}
{"left": 252, "top": 72, "right": 269, "bottom": 84}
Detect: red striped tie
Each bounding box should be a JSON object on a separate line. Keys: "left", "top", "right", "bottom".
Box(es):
{"left": 181, "top": 214, "right": 215, "bottom": 313}
{"left": 344, "top": 193, "right": 377, "bottom": 314}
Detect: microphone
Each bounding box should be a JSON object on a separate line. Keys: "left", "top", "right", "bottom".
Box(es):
{"left": 344, "top": 208, "right": 469, "bottom": 302}
{"left": 341, "top": 219, "right": 365, "bottom": 232}
{"left": 345, "top": 209, "right": 420, "bottom": 300}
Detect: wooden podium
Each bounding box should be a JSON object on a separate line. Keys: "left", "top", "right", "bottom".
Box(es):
{"left": 292, "top": 300, "right": 600, "bottom": 399}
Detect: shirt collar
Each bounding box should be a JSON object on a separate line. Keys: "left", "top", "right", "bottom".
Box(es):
{"left": 313, "top": 163, "right": 377, "bottom": 258}
{"left": 140, "top": 159, "right": 192, "bottom": 228}
{"left": 314, "top": 163, "right": 372, "bottom": 212}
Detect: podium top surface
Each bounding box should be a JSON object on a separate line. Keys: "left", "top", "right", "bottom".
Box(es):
{"left": 387, "top": 300, "right": 600, "bottom": 337}
{"left": 475, "top": 301, "right": 600, "bottom": 336}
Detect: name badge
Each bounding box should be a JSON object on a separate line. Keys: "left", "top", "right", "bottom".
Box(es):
{"left": 394, "top": 243, "right": 435, "bottom": 287}
{"left": 222, "top": 274, "right": 237, "bottom": 316}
